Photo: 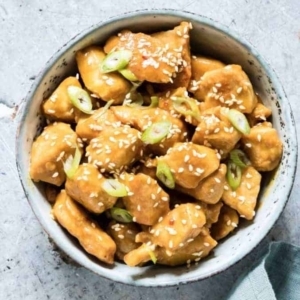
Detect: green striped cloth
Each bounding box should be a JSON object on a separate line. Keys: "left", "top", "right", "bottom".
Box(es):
{"left": 227, "top": 242, "right": 300, "bottom": 300}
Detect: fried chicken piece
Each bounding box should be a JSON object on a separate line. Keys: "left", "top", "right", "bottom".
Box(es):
{"left": 192, "top": 106, "right": 242, "bottom": 158}
{"left": 42, "top": 77, "right": 81, "bottom": 122}
{"left": 65, "top": 164, "right": 118, "bottom": 214}
{"left": 211, "top": 205, "right": 239, "bottom": 240}
{"left": 104, "top": 22, "right": 191, "bottom": 84}
{"left": 197, "top": 65, "right": 257, "bottom": 113}
{"left": 150, "top": 203, "right": 206, "bottom": 252}
{"left": 202, "top": 202, "right": 224, "bottom": 228}
{"left": 247, "top": 101, "right": 272, "bottom": 127}
{"left": 111, "top": 106, "right": 188, "bottom": 155}
{"left": 107, "top": 221, "right": 141, "bottom": 261}
{"left": 222, "top": 166, "right": 261, "bottom": 220}
{"left": 30, "top": 122, "right": 80, "bottom": 186}
{"left": 188, "top": 55, "right": 225, "bottom": 100}
{"left": 76, "top": 107, "right": 120, "bottom": 141}
{"left": 124, "top": 229, "right": 217, "bottom": 267}
{"left": 176, "top": 164, "right": 227, "bottom": 204}
{"left": 86, "top": 126, "right": 143, "bottom": 173}
{"left": 242, "top": 122, "right": 283, "bottom": 171}
{"left": 158, "top": 142, "right": 220, "bottom": 189}
{"left": 76, "top": 46, "right": 131, "bottom": 104}
{"left": 119, "top": 173, "right": 170, "bottom": 226}
{"left": 53, "top": 190, "right": 116, "bottom": 264}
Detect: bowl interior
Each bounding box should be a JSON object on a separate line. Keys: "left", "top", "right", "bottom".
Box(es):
{"left": 16, "top": 10, "right": 297, "bottom": 286}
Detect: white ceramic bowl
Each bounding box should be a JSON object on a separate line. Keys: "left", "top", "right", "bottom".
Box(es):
{"left": 16, "top": 9, "right": 298, "bottom": 286}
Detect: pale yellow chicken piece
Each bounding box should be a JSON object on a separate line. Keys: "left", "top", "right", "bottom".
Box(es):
{"left": 192, "top": 106, "right": 242, "bottom": 158}
{"left": 202, "top": 201, "right": 224, "bottom": 228}
{"left": 211, "top": 205, "right": 239, "bottom": 241}
{"left": 76, "top": 107, "right": 120, "bottom": 141}
{"left": 30, "top": 122, "right": 80, "bottom": 186}
{"left": 150, "top": 203, "right": 206, "bottom": 252}
{"left": 242, "top": 122, "right": 283, "bottom": 171}
{"left": 111, "top": 106, "right": 188, "bottom": 155}
{"left": 119, "top": 173, "right": 170, "bottom": 226}
{"left": 188, "top": 55, "right": 225, "bottom": 100}
{"left": 152, "top": 22, "right": 192, "bottom": 89}
{"left": 86, "top": 126, "right": 143, "bottom": 173}
{"left": 247, "top": 102, "right": 272, "bottom": 127}
{"left": 107, "top": 221, "right": 141, "bottom": 261}
{"left": 104, "top": 22, "right": 191, "bottom": 84}
{"left": 53, "top": 190, "right": 116, "bottom": 264}
{"left": 176, "top": 164, "right": 227, "bottom": 204}
{"left": 158, "top": 142, "right": 220, "bottom": 189}
{"left": 76, "top": 46, "right": 131, "bottom": 104}
{"left": 42, "top": 77, "right": 81, "bottom": 122}
{"left": 65, "top": 164, "right": 118, "bottom": 214}
{"left": 222, "top": 166, "right": 261, "bottom": 220}
{"left": 124, "top": 230, "right": 217, "bottom": 267}
{"left": 158, "top": 87, "right": 203, "bottom": 126}
{"left": 197, "top": 65, "right": 257, "bottom": 113}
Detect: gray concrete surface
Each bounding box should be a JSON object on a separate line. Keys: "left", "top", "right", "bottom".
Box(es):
{"left": 0, "top": 0, "right": 299, "bottom": 299}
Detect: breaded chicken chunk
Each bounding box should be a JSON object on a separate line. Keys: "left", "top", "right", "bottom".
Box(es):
{"left": 76, "top": 107, "right": 120, "bottom": 141}
{"left": 188, "top": 56, "right": 225, "bottom": 100}
{"left": 177, "top": 164, "right": 227, "bottom": 204}
{"left": 107, "top": 221, "right": 141, "bottom": 261}
{"left": 202, "top": 202, "right": 224, "bottom": 228}
{"left": 76, "top": 46, "right": 131, "bottom": 104}
{"left": 30, "top": 122, "right": 80, "bottom": 186}
{"left": 42, "top": 77, "right": 81, "bottom": 122}
{"left": 104, "top": 22, "right": 191, "bottom": 84}
{"left": 86, "top": 126, "right": 143, "bottom": 173}
{"left": 150, "top": 203, "right": 206, "bottom": 252}
{"left": 242, "top": 122, "right": 283, "bottom": 171}
{"left": 222, "top": 166, "right": 261, "bottom": 220}
{"left": 53, "top": 190, "right": 116, "bottom": 264}
{"left": 211, "top": 205, "right": 239, "bottom": 241}
{"left": 119, "top": 173, "right": 170, "bottom": 226}
{"left": 247, "top": 102, "right": 272, "bottom": 127}
{"left": 192, "top": 106, "right": 242, "bottom": 158}
{"left": 198, "top": 65, "right": 257, "bottom": 113}
{"left": 158, "top": 142, "right": 220, "bottom": 189}
{"left": 65, "top": 164, "right": 118, "bottom": 214}
{"left": 111, "top": 106, "right": 188, "bottom": 155}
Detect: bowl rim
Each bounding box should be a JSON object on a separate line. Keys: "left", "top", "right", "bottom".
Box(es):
{"left": 15, "top": 8, "right": 298, "bottom": 287}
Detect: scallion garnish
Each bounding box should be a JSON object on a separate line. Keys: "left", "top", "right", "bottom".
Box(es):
{"left": 156, "top": 160, "right": 175, "bottom": 189}
{"left": 100, "top": 50, "right": 132, "bottom": 73}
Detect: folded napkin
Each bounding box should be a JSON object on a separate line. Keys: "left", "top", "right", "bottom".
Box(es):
{"left": 227, "top": 242, "right": 300, "bottom": 300}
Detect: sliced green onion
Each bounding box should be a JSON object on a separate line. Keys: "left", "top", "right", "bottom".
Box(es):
{"left": 146, "top": 247, "right": 157, "bottom": 264}
{"left": 156, "top": 160, "right": 175, "bottom": 189}
{"left": 67, "top": 86, "right": 93, "bottom": 114}
{"left": 141, "top": 120, "right": 172, "bottom": 144}
{"left": 227, "top": 109, "right": 250, "bottom": 135}
{"left": 171, "top": 96, "right": 201, "bottom": 122}
{"left": 230, "top": 149, "right": 250, "bottom": 168}
{"left": 100, "top": 50, "right": 132, "bottom": 73}
{"left": 119, "top": 69, "right": 138, "bottom": 81}
{"left": 63, "top": 147, "right": 82, "bottom": 179}
{"left": 102, "top": 179, "right": 128, "bottom": 197}
{"left": 149, "top": 96, "right": 159, "bottom": 108}
{"left": 226, "top": 161, "right": 242, "bottom": 191}
{"left": 110, "top": 207, "right": 133, "bottom": 223}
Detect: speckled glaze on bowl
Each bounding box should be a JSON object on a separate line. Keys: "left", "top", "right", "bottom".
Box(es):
{"left": 16, "top": 9, "right": 297, "bottom": 286}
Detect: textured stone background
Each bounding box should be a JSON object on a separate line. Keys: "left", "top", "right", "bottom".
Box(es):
{"left": 0, "top": 0, "right": 299, "bottom": 299}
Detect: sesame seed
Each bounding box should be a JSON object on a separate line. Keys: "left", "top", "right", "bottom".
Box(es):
{"left": 247, "top": 183, "right": 252, "bottom": 189}
{"left": 181, "top": 219, "right": 187, "bottom": 225}
{"left": 118, "top": 235, "right": 125, "bottom": 239}
{"left": 52, "top": 172, "right": 59, "bottom": 178}
{"left": 188, "top": 164, "right": 193, "bottom": 172}
{"left": 231, "top": 222, "right": 238, "bottom": 228}
{"left": 224, "top": 185, "right": 229, "bottom": 190}
{"left": 132, "top": 217, "right": 137, "bottom": 222}
{"left": 204, "top": 242, "right": 210, "bottom": 247}
{"left": 161, "top": 196, "right": 169, "bottom": 202}
{"left": 195, "top": 205, "right": 201, "bottom": 210}
{"left": 128, "top": 192, "right": 134, "bottom": 196}
{"left": 91, "top": 222, "right": 96, "bottom": 228}
{"left": 137, "top": 205, "right": 141, "bottom": 211}
{"left": 184, "top": 155, "right": 190, "bottom": 162}
{"left": 212, "top": 87, "right": 218, "bottom": 93}
{"left": 245, "top": 143, "right": 252, "bottom": 148}
{"left": 237, "top": 87, "right": 243, "bottom": 94}
{"left": 246, "top": 173, "right": 253, "bottom": 179}
{"left": 153, "top": 202, "right": 159, "bottom": 208}
{"left": 187, "top": 238, "right": 194, "bottom": 243}
{"left": 169, "top": 240, "right": 173, "bottom": 248}
{"left": 257, "top": 134, "right": 262, "bottom": 142}
{"left": 226, "top": 220, "right": 231, "bottom": 226}
{"left": 214, "top": 177, "right": 221, "bottom": 183}
{"left": 238, "top": 196, "right": 245, "bottom": 202}
{"left": 97, "top": 202, "right": 103, "bottom": 206}
{"left": 158, "top": 217, "right": 163, "bottom": 222}
{"left": 192, "top": 224, "right": 197, "bottom": 229}
{"left": 151, "top": 194, "right": 156, "bottom": 200}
